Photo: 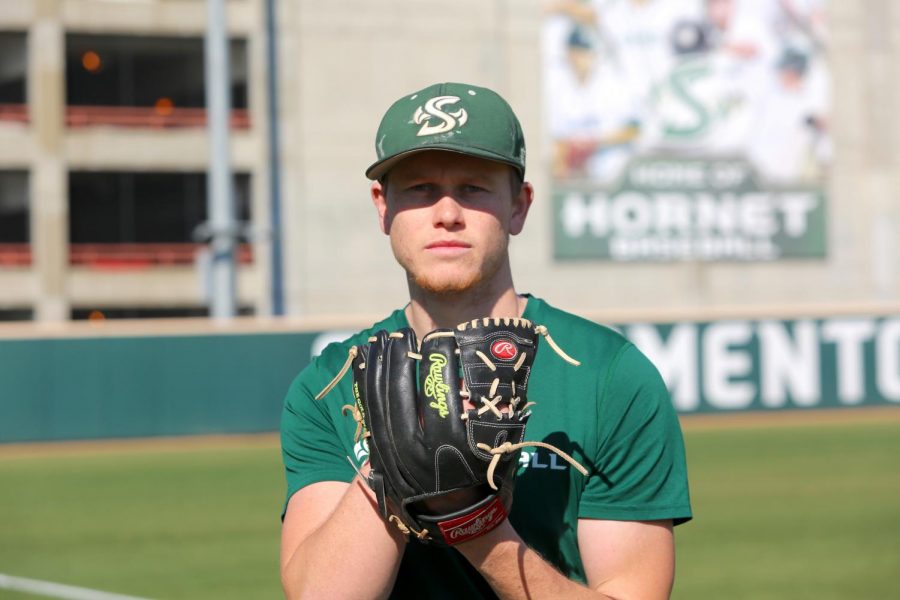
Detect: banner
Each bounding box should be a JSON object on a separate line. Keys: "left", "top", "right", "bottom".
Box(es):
{"left": 625, "top": 316, "right": 900, "bottom": 413}
{"left": 3, "top": 311, "right": 896, "bottom": 443}
{"left": 543, "top": 0, "right": 830, "bottom": 261}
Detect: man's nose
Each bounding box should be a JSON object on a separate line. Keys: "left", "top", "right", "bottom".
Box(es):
{"left": 433, "top": 194, "right": 464, "bottom": 228}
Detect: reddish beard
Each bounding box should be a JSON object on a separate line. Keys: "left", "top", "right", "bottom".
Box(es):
{"left": 403, "top": 243, "right": 508, "bottom": 298}
{"left": 410, "top": 265, "right": 483, "bottom": 296}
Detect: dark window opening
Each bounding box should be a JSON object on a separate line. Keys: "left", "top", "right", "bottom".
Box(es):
{"left": 69, "top": 171, "right": 252, "bottom": 266}
{"left": 0, "top": 171, "right": 29, "bottom": 242}
{"left": 0, "top": 31, "right": 28, "bottom": 123}
{"left": 0, "top": 308, "right": 33, "bottom": 321}
{"left": 66, "top": 34, "right": 248, "bottom": 127}
{"left": 0, "top": 171, "right": 30, "bottom": 266}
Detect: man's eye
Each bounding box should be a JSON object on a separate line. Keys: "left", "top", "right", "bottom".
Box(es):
{"left": 462, "top": 184, "right": 489, "bottom": 194}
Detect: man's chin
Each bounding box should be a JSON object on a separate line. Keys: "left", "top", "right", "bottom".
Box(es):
{"left": 411, "top": 271, "right": 483, "bottom": 296}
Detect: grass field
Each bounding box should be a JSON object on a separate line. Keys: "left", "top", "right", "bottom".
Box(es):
{"left": 1, "top": 414, "right": 899, "bottom": 599}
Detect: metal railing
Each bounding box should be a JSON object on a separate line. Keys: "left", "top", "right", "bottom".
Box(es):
{"left": 67, "top": 106, "right": 251, "bottom": 129}
{"left": 0, "top": 244, "right": 31, "bottom": 266}
{"left": 0, "top": 104, "right": 252, "bottom": 128}
{"left": 0, "top": 104, "right": 28, "bottom": 123}
{"left": 0, "top": 243, "right": 255, "bottom": 268}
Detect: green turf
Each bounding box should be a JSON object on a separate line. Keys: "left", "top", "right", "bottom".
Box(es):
{"left": 0, "top": 444, "right": 285, "bottom": 599}
{"left": 0, "top": 420, "right": 898, "bottom": 599}
{"left": 673, "top": 420, "right": 900, "bottom": 600}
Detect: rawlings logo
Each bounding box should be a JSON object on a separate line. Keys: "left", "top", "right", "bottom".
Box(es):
{"left": 413, "top": 96, "right": 468, "bottom": 137}
{"left": 438, "top": 496, "right": 507, "bottom": 544}
{"left": 423, "top": 353, "right": 450, "bottom": 418}
{"left": 448, "top": 506, "right": 499, "bottom": 540}
{"left": 490, "top": 340, "right": 518, "bottom": 361}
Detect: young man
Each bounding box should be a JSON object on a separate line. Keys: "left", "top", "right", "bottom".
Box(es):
{"left": 280, "top": 82, "right": 691, "bottom": 599}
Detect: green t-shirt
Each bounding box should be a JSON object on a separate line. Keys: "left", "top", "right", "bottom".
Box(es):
{"left": 281, "top": 295, "right": 692, "bottom": 598}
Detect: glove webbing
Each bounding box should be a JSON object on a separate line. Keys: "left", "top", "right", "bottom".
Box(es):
{"left": 457, "top": 345, "right": 588, "bottom": 489}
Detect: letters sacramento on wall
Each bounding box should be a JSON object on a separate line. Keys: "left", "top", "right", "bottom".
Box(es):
{"left": 544, "top": 0, "right": 829, "bottom": 261}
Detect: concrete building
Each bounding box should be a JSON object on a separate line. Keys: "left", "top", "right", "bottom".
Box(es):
{"left": 0, "top": 0, "right": 897, "bottom": 322}
{"left": 0, "top": 0, "right": 267, "bottom": 321}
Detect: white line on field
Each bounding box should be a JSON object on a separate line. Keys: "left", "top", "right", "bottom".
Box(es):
{"left": 0, "top": 573, "right": 153, "bottom": 600}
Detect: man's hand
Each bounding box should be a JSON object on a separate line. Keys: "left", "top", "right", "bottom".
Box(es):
{"left": 280, "top": 473, "right": 406, "bottom": 600}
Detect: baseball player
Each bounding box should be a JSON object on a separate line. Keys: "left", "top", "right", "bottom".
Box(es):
{"left": 280, "top": 82, "right": 691, "bottom": 599}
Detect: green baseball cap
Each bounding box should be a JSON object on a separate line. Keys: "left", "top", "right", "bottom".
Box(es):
{"left": 365, "top": 82, "right": 526, "bottom": 180}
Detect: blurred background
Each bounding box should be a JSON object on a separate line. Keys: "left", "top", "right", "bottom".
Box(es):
{"left": 0, "top": 0, "right": 895, "bottom": 321}
{"left": 0, "top": 0, "right": 898, "bottom": 599}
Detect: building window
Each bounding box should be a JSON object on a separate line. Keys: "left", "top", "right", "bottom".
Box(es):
{"left": 0, "top": 308, "right": 33, "bottom": 321}
{"left": 69, "top": 171, "right": 252, "bottom": 267}
{"left": 0, "top": 32, "right": 28, "bottom": 123}
{"left": 0, "top": 171, "right": 30, "bottom": 266}
{"left": 66, "top": 34, "right": 249, "bottom": 128}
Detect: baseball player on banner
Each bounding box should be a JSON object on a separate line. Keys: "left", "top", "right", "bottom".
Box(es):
{"left": 280, "top": 82, "right": 692, "bottom": 599}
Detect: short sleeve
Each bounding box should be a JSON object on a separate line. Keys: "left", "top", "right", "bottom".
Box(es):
{"left": 578, "top": 343, "right": 692, "bottom": 524}
{"left": 280, "top": 360, "right": 356, "bottom": 516}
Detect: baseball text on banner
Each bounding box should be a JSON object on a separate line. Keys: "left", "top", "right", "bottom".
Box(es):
{"left": 543, "top": 1, "right": 830, "bottom": 262}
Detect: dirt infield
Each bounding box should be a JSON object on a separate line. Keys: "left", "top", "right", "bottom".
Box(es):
{"left": 2, "top": 406, "right": 899, "bottom": 459}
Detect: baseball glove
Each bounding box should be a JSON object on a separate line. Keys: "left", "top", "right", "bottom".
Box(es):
{"left": 317, "top": 317, "right": 587, "bottom": 546}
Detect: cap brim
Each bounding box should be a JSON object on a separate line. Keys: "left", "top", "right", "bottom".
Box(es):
{"left": 365, "top": 145, "right": 524, "bottom": 180}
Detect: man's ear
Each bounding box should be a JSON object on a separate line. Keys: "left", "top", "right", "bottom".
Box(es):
{"left": 371, "top": 180, "right": 390, "bottom": 235}
{"left": 509, "top": 181, "right": 534, "bottom": 236}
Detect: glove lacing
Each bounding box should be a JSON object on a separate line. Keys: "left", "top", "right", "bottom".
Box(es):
{"left": 452, "top": 327, "right": 588, "bottom": 490}
{"left": 341, "top": 404, "right": 367, "bottom": 443}
{"left": 477, "top": 440, "right": 588, "bottom": 490}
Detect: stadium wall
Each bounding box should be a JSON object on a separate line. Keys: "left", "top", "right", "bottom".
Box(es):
{"left": 277, "top": 0, "right": 900, "bottom": 320}
{"left": 2, "top": 307, "right": 897, "bottom": 443}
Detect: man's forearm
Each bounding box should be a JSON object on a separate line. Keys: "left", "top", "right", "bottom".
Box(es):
{"left": 281, "top": 476, "right": 406, "bottom": 600}
{"left": 456, "top": 521, "right": 610, "bottom": 600}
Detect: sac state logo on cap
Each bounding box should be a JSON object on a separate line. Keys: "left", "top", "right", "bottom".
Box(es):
{"left": 413, "top": 95, "right": 469, "bottom": 136}
{"left": 490, "top": 339, "right": 518, "bottom": 361}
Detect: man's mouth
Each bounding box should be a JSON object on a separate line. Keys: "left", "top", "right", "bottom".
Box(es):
{"left": 426, "top": 240, "right": 470, "bottom": 250}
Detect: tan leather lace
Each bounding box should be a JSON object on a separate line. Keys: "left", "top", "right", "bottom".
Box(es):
{"left": 341, "top": 404, "right": 367, "bottom": 443}
{"left": 315, "top": 346, "right": 359, "bottom": 401}
{"left": 389, "top": 515, "right": 429, "bottom": 540}
{"left": 476, "top": 441, "right": 588, "bottom": 490}
{"left": 534, "top": 325, "right": 581, "bottom": 366}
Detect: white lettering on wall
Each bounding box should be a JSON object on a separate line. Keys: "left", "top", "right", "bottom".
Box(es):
{"left": 821, "top": 319, "right": 876, "bottom": 404}
{"left": 627, "top": 323, "right": 699, "bottom": 411}
{"left": 876, "top": 318, "right": 900, "bottom": 401}
{"left": 561, "top": 192, "right": 609, "bottom": 237}
{"left": 779, "top": 194, "right": 818, "bottom": 236}
{"left": 703, "top": 321, "right": 755, "bottom": 409}
{"left": 758, "top": 320, "right": 820, "bottom": 407}
{"left": 617, "top": 315, "right": 898, "bottom": 413}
